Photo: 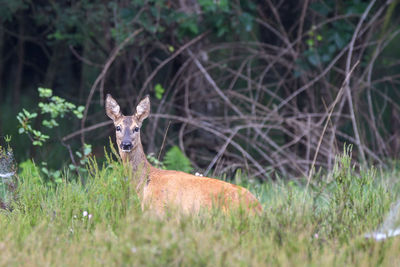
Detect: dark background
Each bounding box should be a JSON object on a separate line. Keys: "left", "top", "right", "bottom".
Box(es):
{"left": 0, "top": 0, "right": 399, "bottom": 179}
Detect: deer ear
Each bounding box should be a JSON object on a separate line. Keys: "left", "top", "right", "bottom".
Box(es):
{"left": 135, "top": 95, "right": 150, "bottom": 123}
{"left": 105, "top": 94, "right": 122, "bottom": 121}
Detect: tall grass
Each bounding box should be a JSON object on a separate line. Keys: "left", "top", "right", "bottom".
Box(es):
{"left": 0, "top": 149, "right": 399, "bottom": 266}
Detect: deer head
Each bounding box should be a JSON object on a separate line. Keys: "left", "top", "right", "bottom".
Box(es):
{"left": 105, "top": 94, "right": 150, "bottom": 153}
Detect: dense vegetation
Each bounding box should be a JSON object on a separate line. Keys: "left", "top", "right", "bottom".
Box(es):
{"left": 0, "top": 1, "right": 399, "bottom": 178}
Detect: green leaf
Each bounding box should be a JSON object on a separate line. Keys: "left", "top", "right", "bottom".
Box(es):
{"left": 83, "top": 144, "right": 92, "bottom": 156}
{"left": 38, "top": 87, "right": 53, "bottom": 98}
{"left": 155, "top": 83, "right": 165, "bottom": 100}
{"left": 23, "top": 108, "right": 30, "bottom": 117}
{"left": 334, "top": 32, "right": 345, "bottom": 49}
{"left": 41, "top": 167, "right": 50, "bottom": 176}
{"left": 239, "top": 12, "right": 253, "bottom": 32}
{"left": 53, "top": 170, "right": 61, "bottom": 179}
{"left": 33, "top": 141, "right": 43, "bottom": 146}
{"left": 42, "top": 119, "right": 59, "bottom": 128}
{"left": 305, "top": 50, "right": 320, "bottom": 67}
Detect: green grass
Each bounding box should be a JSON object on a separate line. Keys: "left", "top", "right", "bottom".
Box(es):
{"left": 0, "top": 150, "right": 399, "bottom": 266}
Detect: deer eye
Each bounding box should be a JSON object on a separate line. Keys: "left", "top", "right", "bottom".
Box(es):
{"left": 134, "top": 127, "right": 139, "bottom": 132}
{"left": 116, "top": 126, "right": 121, "bottom": 132}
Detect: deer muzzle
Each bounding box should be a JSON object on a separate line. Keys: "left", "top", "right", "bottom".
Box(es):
{"left": 121, "top": 141, "right": 133, "bottom": 152}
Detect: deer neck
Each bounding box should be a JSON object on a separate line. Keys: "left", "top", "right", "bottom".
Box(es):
{"left": 121, "top": 144, "right": 150, "bottom": 171}
{"left": 119, "top": 139, "right": 151, "bottom": 193}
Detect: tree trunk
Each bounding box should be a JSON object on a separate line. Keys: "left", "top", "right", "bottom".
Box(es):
{"left": 0, "top": 24, "right": 4, "bottom": 133}
{"left": 79, "top": 38, "right": 91, "bottom": 102}
{"left": 44, "top": 42, "right": 62, "bottom": 88}
{"left": 13, "top": 15, "right": 25, "bottom": 107}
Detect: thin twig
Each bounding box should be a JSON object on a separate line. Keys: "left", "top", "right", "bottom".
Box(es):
{"left": 343, "top": 0, "right": 377, "bottom": 164}
{"left": 137, "top": 32, "right": 208, "bottom": 100}
{"left": 304, "top": 61, "right": 360, "bottom": 202}
{"left": 68, "top": 45, "right": 103, "bottom": 67}
{"left": 63, "top": 121, "right": 113, "bottom": 142}
{"left": 204, "top": 128, "right": 239, "bottom": 176}
{"left": 151, "top": 113, "right": 267, "bottom": 178}
{"left": 158, "top": 121, "right": 171, "bottom": 162}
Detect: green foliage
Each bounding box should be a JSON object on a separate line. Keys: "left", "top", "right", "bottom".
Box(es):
{"left": 40, "top": 161, "right": 62, "bottom": 185}
{"left": 16, "top": 88, "right": 90, "bottom": 183}
{"left": 16, "top": 108, "right": 47, "bottom": 146}
{"left": 323, "top": 145, "right": 388, "bottom": 240}
{"left": 17, "top": 88, "right": 84, "bottom": 146}
{"left": 296, "top": 1, "right": 365, "bottom": 73}
{"left": 163, "top": 146, "right": 193, "bottom": 173}
{"left": 44, "top": 1, "right": 109, "bottom": 46}
{"left": 0, "top": 0, "right": 28, "bottom": 22}
{"left": 69, "top": 144, "right": 93, "bottom": 172}
{"left": 38, "top": 87, "right": 85, "bottom": 122}
{"left": 105, "top": 0, "right": 255, "bottom": 44}
{"left": 19, "top": 159, "right": 40, "bottom": 183}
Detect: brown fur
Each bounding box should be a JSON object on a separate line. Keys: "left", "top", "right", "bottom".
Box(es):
{"left": 106, "top": 94, "right": 262, "bottom": 215}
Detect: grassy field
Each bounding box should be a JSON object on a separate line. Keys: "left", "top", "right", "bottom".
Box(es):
{"left": 1, "top": 150, "right": 400, "bottom": 266}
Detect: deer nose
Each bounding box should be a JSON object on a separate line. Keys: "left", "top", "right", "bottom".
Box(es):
{"left": 121, "top": 141, "right": 133, "bottom": 151}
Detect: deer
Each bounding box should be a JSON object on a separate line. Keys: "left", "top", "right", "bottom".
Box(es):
{"left": 105, "top": 94, "right": 262, "bottom": 215}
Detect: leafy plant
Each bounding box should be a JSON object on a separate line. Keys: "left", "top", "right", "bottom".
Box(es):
{"left": 163, "top": 146, "right": 193, "bottom": 173}
{"left": 297, "top": 1, "right": 363, "bottom": 71}
{"left": 16, "top": 108, "right": 48, "bottom": 146}
{"left": 324, "top": 145, "right": 389, "bottom": 239}
{"left": 17, "top": 87, "right": 84, "bottom": 146}
{"left": 17, "top": 87, "right": 90, "bottom": 181}
{"left": 40, "top": 161, "right": 62, "bottom": 185}
{"left": 69, "top": 143, "right": 93, "bottom": 174}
